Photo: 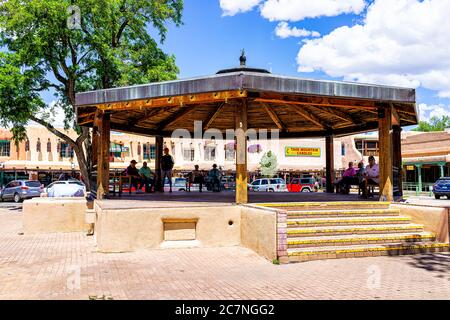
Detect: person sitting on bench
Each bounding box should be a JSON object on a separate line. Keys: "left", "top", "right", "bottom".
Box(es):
{"left": 208, "top": 164, "right": 221, "bottom": 192}
{"left": 360, "top": 156, "right": 379, "bottom": 198}
{"left": 335, "top": 161, "right": 358, "bottom": 194}
{"left": 126, "top": 160, "right": 142, "bottom": 193}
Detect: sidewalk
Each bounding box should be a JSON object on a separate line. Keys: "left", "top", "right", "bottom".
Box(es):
{"left": 0, "top": 208, "right": 449, "bottom": 300}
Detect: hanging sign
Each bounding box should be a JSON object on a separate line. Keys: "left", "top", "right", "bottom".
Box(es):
{"left": 285, "top": 147, "right": 321, "bottom": 157}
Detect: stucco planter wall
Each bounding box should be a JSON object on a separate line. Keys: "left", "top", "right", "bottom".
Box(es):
{"left": 23, "top": 197, "right": 89, "bottom": 234}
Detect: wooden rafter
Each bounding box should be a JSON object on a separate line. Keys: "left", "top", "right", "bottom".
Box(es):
{"left": 204, "top": 103, "right": 226, "bottom": 130}
{"left": 156, "top": 107, "right": 194, "bottom": 131}
{"left": 254, "top": 97, "right": 376, "bottom": 110}
{"left": 261, "top": 103, "right": 285, "bottom": 130}
{"left": 128, "top": 108, "right": 163, "bottom": 127}
{"left": 307, "top": 105, "right": 360, "bottom": 125}
{"left": 291, "top": 105, "right": 329, "bottom": 129}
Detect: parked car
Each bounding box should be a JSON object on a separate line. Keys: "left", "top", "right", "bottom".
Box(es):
{"left": 433, "top": 177, "right": 450, "bottom": 199}
{"left": 248, "top": 178, "right": 288, "bottom": 192}
{"left": 164, "top": 177, "right": 188, "bottom": 192}
{"left": 46, "top": 179, "right": 86, "bottom": 197}
{"left": 287, "top": 177, "right": 316, "bottom": 193}
{"left": 0, "top": 180, "right": 44, "bottom": 203}
{"left": 221, "top": 176, "right": 236, "bottom": 191}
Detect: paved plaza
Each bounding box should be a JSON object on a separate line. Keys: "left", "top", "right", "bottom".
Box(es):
{"left": 0, "top": 207, "right": 449, "bottom": 300}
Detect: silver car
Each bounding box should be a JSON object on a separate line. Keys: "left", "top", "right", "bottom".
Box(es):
{"left": 0, "top": 180, "right": 43, "bottom": 203}
{"left": 248, "top": 178, "right": 288, "bottom": 192}
{"left": 45, "top": 179, "right": 86, "bottom": 197}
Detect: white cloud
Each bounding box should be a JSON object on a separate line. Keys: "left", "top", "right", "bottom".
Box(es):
{"left": 219, "top": 0, "right": 262, "bottom": 16}
{"left": 418, "top": 103, "right": 450, "bottom": 122}
{"left": 260, "top": 0, "right": 366, "bottom": 21}
{"left": 297, "top": 0, "right": 450, "bottom": 96}
{"left": 219, "top": 0, "right": 366, "bottom": 20}
{"left": 275, "top": 22, "right": 320, "bottom": 38}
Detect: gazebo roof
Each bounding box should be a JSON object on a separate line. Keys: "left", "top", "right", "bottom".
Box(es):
{"left": 76, "top": 68, "right": 417, "bottom": 138}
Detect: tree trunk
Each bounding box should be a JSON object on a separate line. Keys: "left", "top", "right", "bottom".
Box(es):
{"left": 73, "top": 142, "right": 92, "bottom": 190}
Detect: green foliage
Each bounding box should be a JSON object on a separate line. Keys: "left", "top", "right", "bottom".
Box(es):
{"left": 0, "top": 0, "right": 183, "bottom": 137}
{"left": 413, "top": 116, "right": 450, "bottom": 132}
{"left": 272, "top": 259, "right": 280, "bottom": 265}
{"left": 259, "top": 151, "right": 278, "bottom": 177}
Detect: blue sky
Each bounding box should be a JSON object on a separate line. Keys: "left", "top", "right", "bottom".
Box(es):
{"left": 39, "top": 0, "right": 450, "bottom": 127}
{"left": 155, "top": 0, "right": 450, "bottom": 125}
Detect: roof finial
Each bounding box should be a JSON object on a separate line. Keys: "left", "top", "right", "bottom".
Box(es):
{"left": 239, "top": 49, "right": 246, "bottom": 67}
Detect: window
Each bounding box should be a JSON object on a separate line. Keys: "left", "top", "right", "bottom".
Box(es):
{"left": 60, "top": 143, "right": 74, "bottom": 158}
{"left": 261, "top": 179, "right": 269, "bottom": 185}
{"left": 252, "top": 180, "right": 260, "bottom": 186}
{"left": 47, "top": 139, "right": 52, "bottom": 152}
{"left": 225, "top": 148, "right": 235, "bottom": 161}
{"left": 0, "top": 140, "right": 10, "bottom": 157}
{"left": 150, "top": 145, "right": 156, "bottom": 159}
{"left": 355, "top": 139, "right": 379, "bottom": 157}
{"left": 143, "top": 143, "right": 156, "bottom": 160}
{"left": 183, "top": 148, "right": 195, "bottom": 161}
{"left": 36, "top": 138, "right": 41, "bottom": 152}
{"left": 341, "top": 143, "right": 346, "bottom": 156}
{"left": 204, "top": 146, "right": 216, "bottom": 161}
{"left": 25, "top": 181, "right": 41, "bottom": 188}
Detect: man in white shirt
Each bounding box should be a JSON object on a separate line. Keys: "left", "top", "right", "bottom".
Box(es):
{"left": 361, "top": 156, "right": 379, "bottom": 198}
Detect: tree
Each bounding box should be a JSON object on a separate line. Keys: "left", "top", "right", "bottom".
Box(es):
{"left": 413, "top": 115, "right": 450, "bottom": 132}
{"left": 0, "top": 0, "right": 183, "bottom": 189}
{"left": 259, "top": 151, "right": 278, "bottom": 177}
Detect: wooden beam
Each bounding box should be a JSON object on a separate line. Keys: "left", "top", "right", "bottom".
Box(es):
{"left": 392, "top": 125, "right": 403, "bottom": 197}
{"left": 291, "top": 105, "right": 328, "bottom": 129}
{"left": 156, "top": 107, "right": 194, "bottom": 131}
{"left": 325, "top": 135, "right": 335, "bottom": 193}
{"left": 204, "top": 103, "right": 226, "bottom": 130}
{"left": 261, "top": 103, "right": 285, "bottom": 130}
{"left": 378, "top": 106, "right": 394, "bottom": 202}
{"left": 155, "top": 136, "right": 164, "bottom": 192}
{"left": 92, "top": 90, "right": 247, "bottom": 112}
{"left": 391, "top": 103, "right": 401, "bottom": 126}
{"left": 235, "top": 100, "right": 248, "bottom": 204}
{"left": 96, "top": 111, "right": 110, "bottom": 200}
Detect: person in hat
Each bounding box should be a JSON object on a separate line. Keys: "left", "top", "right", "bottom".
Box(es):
{"left": 126, "top": 160, "right": 142, "bottom": 193}
{"left": 361, "top": 156, "right": 379, "bottom": 198}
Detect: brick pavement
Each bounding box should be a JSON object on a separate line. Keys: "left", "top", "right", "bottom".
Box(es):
{"left": 0, "top": 208, "right": 449, "bottom": 300}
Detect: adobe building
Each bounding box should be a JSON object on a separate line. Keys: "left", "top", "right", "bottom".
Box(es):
{"left": 0, "top": 125, "right": 345, "bottom": 186}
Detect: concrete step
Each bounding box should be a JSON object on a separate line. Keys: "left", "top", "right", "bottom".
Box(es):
{"left": 287, "top": 242, "right": 450, "bottom": 263}
{"left": 286, "top": 208, "right": 400, "bottom": 218}
{"left": 287, "top": 216, "right": 411, "bottom": 227}
{"left": 287, "top": 224, "right": 424, "bottom": 237}
{"left": 263, "top": 201, "right": 391, "bottom": 211}
{"left": 287, "top": 232, "right": 436, "bottom": 248}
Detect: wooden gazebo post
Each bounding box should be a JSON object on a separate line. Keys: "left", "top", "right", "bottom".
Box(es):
{"left": 378, "top": 105, "right": 394, "bottom": 201}
{"left": 155, "top": 136, "right": 163, "bottom": 192}
{"left": 325, "top": 135, "right": 334, "bottom": 193}
{"left": 392, "top": 125, "right": 403, "bottom": 197}
{"left": 96, "top": 111, "right": 110, "bottom": 200}
{"left": 235, "top": 100, "right": 248, "bottom": 204}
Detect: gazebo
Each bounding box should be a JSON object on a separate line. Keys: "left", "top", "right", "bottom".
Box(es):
{"left": 76, "top": 57, "right": 417, "bottom": 203}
